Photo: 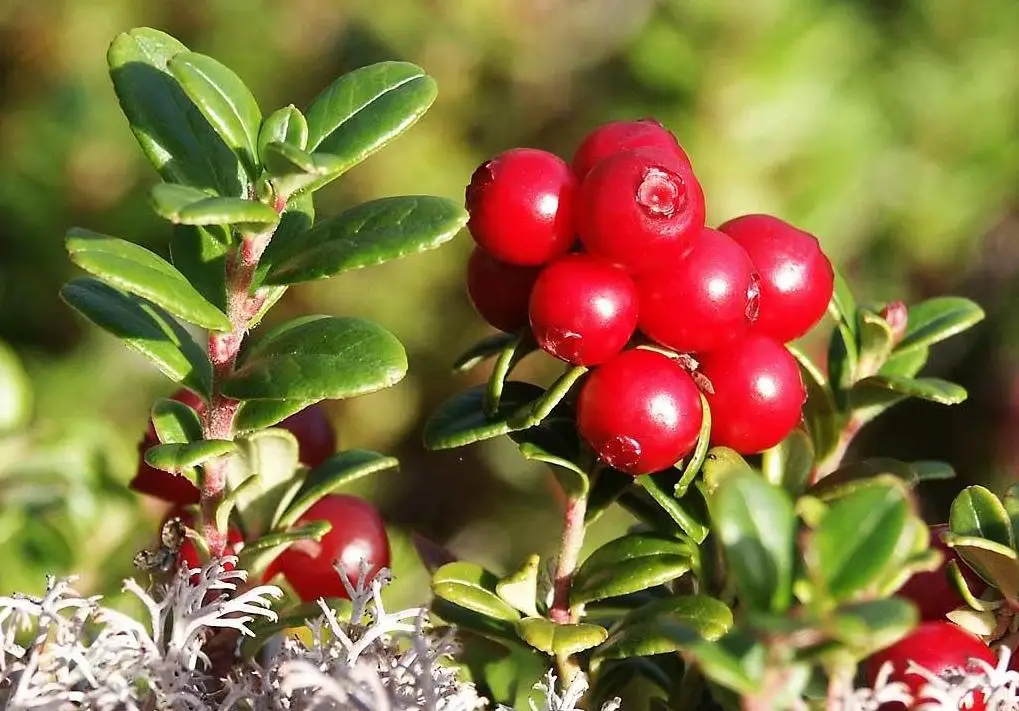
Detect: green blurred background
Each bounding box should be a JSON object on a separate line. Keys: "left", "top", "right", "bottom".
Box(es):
{"left": 2, "top": 0, "right": 1019, "bottom": 605}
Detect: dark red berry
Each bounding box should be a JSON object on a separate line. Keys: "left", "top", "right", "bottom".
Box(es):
{"left": 572, "top": 119, "right": 691, "bottom": 181}
{"left": 898, "top": 524, "right": 986, "bottom": 622}
{"left": 466, "top": 148, "right": 576, "bottom": 266}
{"left": 637, "top": 228, "right": 760, "bottom": 354}
{"left": 265, "top": 495, "right": 391, "bottom": 602}
{"left": 131, "top": 388, "right": 205, "bottom": 505}
{"left": 577, "top": 349, "right": 703, "bottom": 475}
{"left": 577, "top": 148, "right": 705, "bottom": 274}
{"left": 718, "top": 214, "right": 834, "bottom": 343}
{"left": 466, "top": 246, "right": 542, "bottom": 332}
{"left": 279, "top": 404, "right": 336, "bottom": 469}
{"left": 529, "top": 254, "right": 639, "bottom": 366}
{"left": 697, "top": 334, "right": 806, "bottom": 454}
{"left": 865, "top": 622, "right": 995, "bottom": 710}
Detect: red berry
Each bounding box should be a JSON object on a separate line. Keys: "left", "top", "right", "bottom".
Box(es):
{"left": 178, "top": 525, "right": 244, "bottom": 574}
{"left": 577, "top": 349, "right": 703, "bottom": 475}
{"left": 572, "top": 119, "right": 691, "bottom": 180}
{"left": 278, "top": 404, "right": 336, "bottom": 469}
{"left": 865, "top": 622, "right": 996, "bottom": 710}
{"left": 529, "top": 254, "right": 639, "bottom": 366}
{"left": 698, "top": 334, "right": 806, "bottom": 454}
{"left": 131, "top": 388, "right": 205, "bottom": 505}
{"left": 637, "top": 228, "right": 760, "bottom": 354}
{"left": 466, "top": 246, "right": 542, "bottom": 332}
{"left": 718, "top": 214, "right": 834, "bottom": 343}
{"left": 466, "top": 148, "right": 577, "bottom": 266}
{"left": 265, "top": 495, "right": 391, "bottom": 602}
{"left": 898, "top": 524, "right": 986, "bottom": 622}
{"left": 577, "top": 148, "right": 705, "bottom": 274}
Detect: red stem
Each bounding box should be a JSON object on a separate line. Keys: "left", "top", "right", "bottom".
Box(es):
{"left": 549, "top": 494, "right": 587, "bottom": 625}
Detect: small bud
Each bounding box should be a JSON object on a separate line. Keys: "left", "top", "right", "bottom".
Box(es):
{"left": 881, "top": 301, "right": 908, "bottom": 344}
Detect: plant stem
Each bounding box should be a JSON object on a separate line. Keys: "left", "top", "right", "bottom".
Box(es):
{"left": 549, "top": 494, "right": 587, "bottom": 625}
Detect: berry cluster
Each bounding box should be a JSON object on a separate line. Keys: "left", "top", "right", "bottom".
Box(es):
{"left": 465, "top": 120, "right": 834, "bottom": 473}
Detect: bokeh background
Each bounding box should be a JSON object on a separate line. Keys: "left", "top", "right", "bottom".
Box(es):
{"left": 2, "top": 0, "right": 1019, "bottom": 607}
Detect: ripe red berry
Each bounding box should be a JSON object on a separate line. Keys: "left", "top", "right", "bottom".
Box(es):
{"left": 265, "top": 495, "right": 391, "bottom": 602}
{"left": 577, "top": 148, "right": 705, "bottom": 274}
{"left": 466, "top": 148, "right": 576, "bottom": 266}
{"left": 637, "top": 228, "right": 760, "bottom": 354}
{"left": 865, "top": 622, "right": 996, "bottom": 710}
{"left": 572, "top": 119, "right": 691, "bottom": 181}
{"left": 697, "top": 334, "right": 806, "bottom": 454}
{"left": 130, "top": 388, "right": 205, "bottom": 505}
{"left": 898, "top": 524, "right": 986, "bottom": 622}
{"left": 718, "top": 214, "right": 834, "bottom": 343}
{"left": 529, "top": 254, "right": 639, "bottom": 365}
{"left": 577, "top": 349, "right": 703, "bottom": 475}
{"left": 178, "top": 524, "right": 244, "bottom": 574}
{"left": 466, "top": 246, "right": 542, "bottom": 332}
{"left": 278, "top": 404, "right": 336, "bottom": 469}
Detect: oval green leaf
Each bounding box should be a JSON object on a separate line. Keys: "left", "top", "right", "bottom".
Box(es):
{"left": 571, "top": 534, "right": 693, "bottom": 606}
{"left": 850, "top": 375, "right": 967, "bottom": 413}
{"left": 150, "top": 183, "right": 280, "bottom": 230}
{"left": 518, "top": 442, "right": 589, "bottom": 499}
{"left": 896, "top": 297, "right": 986, "bottom": 355}
{"left": 595, "top": 596, "right": 733, "bottom": 661}
{"left": 515, "top": 618, "right": 608, "bottom": 657}
{"left": 787, "top": 344, "right": 841, "bottom": 460}
{"left": 826, "top": 598, "right": 917, "bottom": 656}
{"left": 636, "top": 474, "right": 709, "bottom": 543}
{"left": 238, "top": 520, "right": 332, "bottom": 574}
{"left": 496, "top": 554, "right": 541, "bottom": 618}
{"left": 943, "top": 533, "right": 1019, "bottom": 601}
{"left": 951, "top": 486, "right": 1014, "bottom": 548}
{"left": 169, "top": 224, "right": 232, "bottom": 313}
{"left": 261, "top": 142, "right": 347, "bottom": 196}
{"left": 432, "top": 561, "right": 521, "bottom": 623}
{"left": 145, "top": 439, "right": 235, "bottom": 472}
{"left": 277, "top": 450, "right": 399, "bottom": 528}
{"left": 423, "top": 382, "right": 544, "bottom": 451}
{"left": 258, "top": 106, "right": 309, "bottom": 160}
{"left": 151, "top": 397, "right": 203, "bottom": 444}
{"left": 761, "top": 428, "right": 815, "bottom": 497}
{"left": 233, "top": 398, "right": 317, "bottom": 432}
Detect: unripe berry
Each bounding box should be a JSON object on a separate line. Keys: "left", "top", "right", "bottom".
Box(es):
{"left": 897, "top": 524, "right": 986, "bottom": 622}
{"left": 718, "top": 214, "right": 834, "bottom": 343}
{"left": 529, "top": 254, "right": 639, "bottom": 366}
{"left": 466, "top": 246, "right": 542, "bottom": 333}
{"left": 577, "top": 349, "right": 703, "bottom": 475}
{"left": 697, "top": 334, "right": 806, "bottom": 454}
{"left": 572, "top": 119, "right": 690, "bottom": 180}
{"left": 577, "top": 148, "right": 705, "bottom": 274}
{"left": 278, "top": 404, "right": 336, "bottom": 469}
{"left": 466, "top": 148, "right": 576, "bottom": 266}
{"left": 265, "top": 494, "right": 391, "bottom": 602}
{"left": 637, "top": 228, "right": 760, "bottom": 354}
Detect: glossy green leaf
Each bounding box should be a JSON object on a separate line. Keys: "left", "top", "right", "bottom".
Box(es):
{"left": 233, "top": 399, "right": 318, "bottom": 431}
{"left": 452, "top": 332, "right": 518, "bottom": 372}
{"left": 485, "top": 332, "right": 537, "bottom": 416}
{"left": 636, "top": 474, "right": 709, "bottom": 543}
{"left": 145, "top": 439, "right": 234, "bottom": 473}
{"left": 571, "top": 534, "right": 693, "bottom": 605}
{"left": 518, "top": 442, "right": 589, "bottom": 499}
{"left": 265, "top": 196, "right": 467, "bottom": 285}
{"left": 674, "top": 394, "right": 712, "bottom": 497}
{"left": 496, "top": 554, "right": 540, "bottom": 618}
{"left": 787, "top": 345, "right": 841, "bottom": 460}
{"left": 911, "top": 460, "right": 956, "bottom": 481}
{"left": 258, "top": 106, "right": 308, "bottom": 161}
{"left": 432, "top": 562, "right": 522, "bottom": 623}
{"left": 261, "top": 142, "right": 347, "bottom": 196}
{"left": 708, "top": 470, "right": 796, "bottom": 612}
{"left": 515, "top": 618, "right": 608, "bottom": 657}
{"left": 856, "top": 308, "right": 895, "bottom": 376}
{"left": 761, "top": 429, "right": 814, "bottom": 496}
{"left": 944, "top": 533, "right": 1019, "bottom": 600}
{"left": 808, "top": 458, "right": 921, "bottom": 500}
{"left": 107, "top": 27, "right": 244, "bottom": 196}
{"left": 826, "top": 598, "right": 917, "bottom": 655}
{"left": 277, "top": 450, "right": 399, "bottom": 528}
{"left": 66, "top": 228, "right": 231, "bottom": 331}
{"left": 509, "top": 366, "right": 587, "bottom": 429}
{"left": 151, "top": 397, "right": 203, "bottom": 444}
{"left": 947, "top": 559, "right": 1000, "bottom": 612}
{"left": 223, "top": 316, "right": 407, "bottom": 400}
{"left": 830, "top": 267, "right": 858, "bottom": 336}
{"left": 423, "top": 382, "right": 544, "bottom": 450}
{"left": 850, "top": 375, "right": 968, "bottom": 414}
{"left": 896, "top": 297, "right": 986, "bottom": 355}
{"left": 827, "top": 269, "right": 860, "bottom": 399}
{"left": 594, "top": 596, "right": 732, "bottom": 661}
{"left": 168, "top": 224, "right": 231, "bottom": 314}
{"left": 661, "top": 625, "right": 763, "bottom": 695}
{"left": 224, "top": 429, "right": 301, "bottom": 537}
{"left": 879, "top": 346, "right": 929, "bottom": 378}
{"left": 150, "top": 183, "right": 280, "bottom": 230}
{"left": 699, "top": 447, "right": 755, "bottom": 496}
{"left": 168, "top": 51, "right": 262, "bottom": 176}
{"left": 807, "top": 478, "right": 909, "bottom": 600}
{"left": 60, "top": 277, "right": 212, "bottom": 397}
{"left": 429, "top": 598, "right": 519, "bottom": 644}
{"left": 951, "top": 486, "right": 1014, "bottom": 548}
{"left": 238, "top": 520, "right": 331, "bottom": 574}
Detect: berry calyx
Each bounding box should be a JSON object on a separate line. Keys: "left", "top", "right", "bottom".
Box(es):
{"left": 265, "top": 494, "right": 391, "bottom": 602}
{"left": 466, "top": 148, "right": 577, "bottom": 266}
{"left": 637, "top": 228, "right": 760, "bottom": 354}
{"left": 898, "top": 524, "right": 986, "bottom": 622}
{"left": 576, "top": 148, "right": 705, "bottom": 274}
{"left": 529, "top": 254, "right": 639, "bottom": 366}
{"left": 466, "top": 246, "right": 542, "bottom": 333}
{"left": 577, "top": 349, "right": 703, "bottom": 475}
{"left": 697, "top": 334, "right": 806, "bottom": 454}
{"left": 865, "top": 621, "right": 996, "bottom": 710}
{"left": 718, "top": 214, "right": 834, "bottom": 343}
{"left": 130, "top": 388, "right": 205, "bottom": 505}
{"left": 278, "top": 404, "right": 336, "bottom": 469}
{"left": 572, "top": 119, "right": 690, "bottom": 180}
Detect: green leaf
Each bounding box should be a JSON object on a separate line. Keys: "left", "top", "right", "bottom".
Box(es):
{"left": 423, "top": 382, "right": 544, "bottom": 450}
{"left": 151, "top": 397, "right": 203, "bottom": 444}
{"left": 303, "top": 62, "right": 437, "bottom": 190}
{"left": 239, "top": 520, "right": 331, "bottom": 574}
{"left": 850, "top": 375, "right": 968, "bottom": 416}
{"left": 515, "top": 618, "right": 608, "bottom": 657}
{"left": 586, "top": 468, "right": 634, "bottom": 526}
{"left": 636, "top": 474, "right": 709, "bottom": 543}
{"left": 571, "top": 534, "right": 693, "bottom": 605}
{"left": 60, "top": 277, "right": 212, "bottom": 397}
{"left": 510, "top": 366, "right": 588, "bottom": 430}
{"left": 674, "top": 394, "right": 712, "bottom": 497}
{"left": 233, "top": 399, "right": 318, "bottom": 432}
{"left": 277, "top": 450, "right": 399, "bottom": 528}
{"left": 66, "top": 228, "right": 232, "bottom": 331}
{"left": 145, "top": 439, "right": 234, "bottom": 473}
{"left": 699, "top": 447, "right": 755, "bottom": 496}
{"left": 830, "top": 267, "right": 858, "bottom": 337}
{"left": 661, "top": 625, "right": 763, "bottom": 695}
{"left": 496, "top": 554, "right": 541, "bottom": 618}
{"left": 168, "top": 224, "right": 231, "bottom": 314}
{"left": 261, "top": 142, "right": 347, "bottom": 195}
{"left": 896, "top": 297, "right": 986, "bottom": 355}
{"left": 787, "top": 345, "right": 841, "bottom": 460}
{"left": 761, "top": 429, "right": 814, "bottom": 497}
{"left": 223, "top": 316, "right": 407, "bottom": 401}
{"left": 911, "top": 460, "right": 956, "bottom": 481}
{"left": 879, "top": 346, "right": 929, "bottom": 378}
{"left": 806, "top": 478, "right": 909, "bottom": 600}
{"left": 826, "top": 598, "right": 917, "bottom": 656}
{"left": 452, "top": 332, "right": 518, "bottom": 372}
{"left": 856, "top": 308, "right": 895, "bottom": 376}
{"left": 253, "top": 192, "right": 314, "bottom": 291}
{"left": 432, "top": 562, "right": 522, "bottom": 623}
{"left": 594, "top": 596, "right": 733, "bottom": 661}
{"left": 168, "top": 51, "right": 262, "bottom": 177}
{"left": 224, "top": 429, "right": 301, "bottom": 537}
{"left": 107, "top": 27, "right": 244, "bottom": 196}
{"left": 485, "top": 332, "right": 537, "bottom": 416}
{"left": 808, "top": 458, "right": 922, "bottom": 499}
{"left": 944, "top": 533, "right": 1019, "bottom": 600}
{"left": 1005, "top": 485, "right": 1019, "bottom": 546}
{"left": 258, "top": 106, "right": 309, "bottom": 161}
{"left": 518, "top": 442, "right": 589, "bottom": 499}
{"left": 951, "top": 486, "right": 1014, "bottom": 548}
{"left": 708, "top": 470, "right": 796, "bottom": 613}
{"left": 150, "top": 183, "right": 280, "bottom": 230}
{"left": 265, "top": 196, "right": 467, "bottom": 285}
{"left": 827, "top": 269, "right": 860, "bottom": 398}
{"left": 429, "top": 598, "right": 519, "bottom": 644}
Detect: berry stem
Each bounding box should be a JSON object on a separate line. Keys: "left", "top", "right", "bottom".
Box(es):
{"left": 549, "top": 493, "right": 587, "bottom": 625}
